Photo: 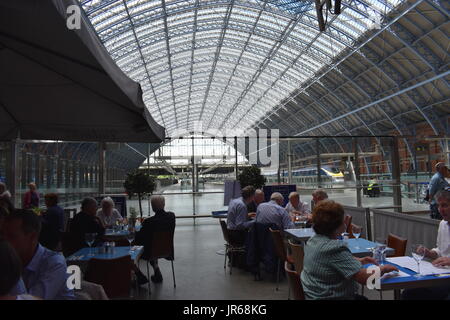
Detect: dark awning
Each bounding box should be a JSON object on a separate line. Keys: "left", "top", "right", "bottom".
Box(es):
{"left": 0, "top": 0, "right": 165, "bottom": 142}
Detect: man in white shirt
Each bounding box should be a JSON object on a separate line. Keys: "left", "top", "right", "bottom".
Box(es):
{"left": 402, "top": 187, "right": 450, "bottom": 300}
{"left": 285, "top": 191, "right": 311, "bottom": 221}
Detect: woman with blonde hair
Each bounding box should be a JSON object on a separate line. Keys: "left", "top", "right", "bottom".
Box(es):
{"left": 23, "top": 182, "right": 39, "bottom": 209}
{"left": 96, "top": 197, "right": 123, "bottom": 228}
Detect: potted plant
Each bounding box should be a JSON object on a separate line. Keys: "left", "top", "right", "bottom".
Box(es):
{"left": 238, "top": 165, "right": 266, "bottom": 189}
{"left": 123, "top": 170, "right": 156, "bottom": 219}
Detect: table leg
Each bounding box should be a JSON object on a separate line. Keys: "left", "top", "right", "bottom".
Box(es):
{"left": 394, "top": 289, "right": 401, "bottom": 300}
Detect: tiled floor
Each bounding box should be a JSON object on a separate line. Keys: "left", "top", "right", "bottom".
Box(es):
{"left": 132, "top": 222, "right": 394, "bottom": 300}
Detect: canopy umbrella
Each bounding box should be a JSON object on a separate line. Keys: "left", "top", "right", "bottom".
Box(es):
{"left": 0, "top": 0, "right": 165, "bottom": 142}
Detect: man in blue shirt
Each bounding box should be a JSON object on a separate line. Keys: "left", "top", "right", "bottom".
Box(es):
{"left": 256, "top": 192, "right": 295, "bottom": 230}
{"left": 429, "top": 162, "right": 449, "bottom": 220}
{"left": 227, "top": 186, "right": 256, "bottom": 231}
{"left": 4, "top": 210, "right": 74, "bottom": 300}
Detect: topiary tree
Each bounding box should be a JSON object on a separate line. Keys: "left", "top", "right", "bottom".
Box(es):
{"left": 238, "top": 165, "right": 266, "bottom": 190}
{"left": 123, "top": 170, "right": 156, "bottom": 219}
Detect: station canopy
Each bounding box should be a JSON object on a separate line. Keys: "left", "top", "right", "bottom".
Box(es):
{"left": 79, "top": 0, "right": 406, "bottom": 137}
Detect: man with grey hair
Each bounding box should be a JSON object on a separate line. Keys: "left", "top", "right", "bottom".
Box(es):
{"left": 428, "top": 162, "right": 449, "bottom": 220}
{"left": 402, "top": 187, "right": 450, "bottom": 300}
{"left": 70, "top": 197, "right": 105, "bottom": 251}
{"left": 96, "top": 196, "right": 123, "bottom": 228}
{"left": 312, "top": 189, "right": 329, "bottom": 208}
{"left": 135, "top": 195, "right": 175, "bottom": 283}
{"left": 255, "top": 192, "right": 294, "bottom": 230}
{"left": 0, "top": 182, "right": 11, "bottom": 200}
{"left": 285, "top": 191, "right": 310, "bottom": 217}
{"left": 247, "top": 189, "right": 265, "bottom": 215}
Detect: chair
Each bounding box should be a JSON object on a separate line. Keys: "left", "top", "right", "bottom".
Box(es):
{"left": 269, "top": 228, "right": 294, "bottom": 291}
{"left": 61, "top": 231, "right": 81, "bottom": 257}
{"left": 288, "top": 239, "right": 304, "bottom": 274}
{"left": 84, "top": 255, "right": 133, "bottom": 299}
{"left": 285, "top": 261, "right": 305, "bottom": 300}
{"left": 143, "top": 230, "right": 176, "bottom": 293}
{"left": 387, "top": 233, "right": 407, "bottom": 257}
{"left": 219, "top": 220, "right": 246, "bottom": 275}
{"left": 344, "top": 215, "right": 352, "bottom": 235}
{"left": 74, "top": 280, "right": 109, "bottom": 300}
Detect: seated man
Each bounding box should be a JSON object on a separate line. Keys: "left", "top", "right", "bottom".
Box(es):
{"left": 135, "top": 195, "right": 175, "bottom": 283}
{"left": 402, "top": 187, "right": 450, "bottom": 300}
{"left": 96, "top": 197, "right": 123, "bottom": 228}
{"left": 311, "top": 189, "right": 329, "bottom": 209}
{"left": 4, "top": 210, "right": 74, "bottom": 300}
{"left": 246, "top": 189, "right": 265, "bottom": 215}
{"left": 256, "top": 192, "right": 295, "bottom": 230}
{"left": 0, "top": 239, "right": 40, "bottom": 300}
{"left": 285, "top": 191, "right": 311, "bottom": 221}
{"left": 70, "top": 197, "right": 105, "bottom": 251}
{"left": 39, "top": 193, "right": 64, "bottom": 250}
{"left": 227, "top": 186, "right": 256, "bottom": 245}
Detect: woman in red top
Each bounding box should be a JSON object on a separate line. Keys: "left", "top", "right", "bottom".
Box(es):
{"left": 23, "top": 182, "right": 39, "bottom": 209}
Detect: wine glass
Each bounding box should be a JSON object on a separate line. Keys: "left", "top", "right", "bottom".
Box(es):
{"left": 85, "top": 233, "right": 97, "bottom": 256}
{"left": 352, "top": 225, "right": 362, "bottom": 249}
{"left": 411, "top": 244, "right": 425, "bottom": 278}
{"left": 126, "top": 230, "right": 135, "bottom": 252}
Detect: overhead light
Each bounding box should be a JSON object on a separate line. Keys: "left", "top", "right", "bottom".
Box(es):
{"left": 314, "top": 0, "right": 342, "bottom": 32}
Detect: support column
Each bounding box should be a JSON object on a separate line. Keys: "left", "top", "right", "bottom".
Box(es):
{"left": 288, "top": 140, "right": 292, "bottom": 184}
{"left": 316, "top": 138, "right": 321, "bottom": 188}
{"left": 391, "top": 137, "right": 402, "bottom": 213}
{"left": 99, "top": 142, "right": 106, "bottom": 195}
{"left": 65, "top": 160, "right": 70, "bottom": 189}
{"left": 353, "top": 138, "right": 362, "bottom": 208}
{"left": 6, "top": 141, "right": 19, "bottom": 207}
{"left": 234, "top": 136, "right": 238, "bottom": 181}
{"left": 57, "top": 157, "right": 62, "bottom": 189}
{"left": 46, "top": 156, "right": 53, "bottom": 189}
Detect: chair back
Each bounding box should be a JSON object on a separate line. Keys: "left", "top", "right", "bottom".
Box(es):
{"left": 84, "top": 255, "right": 132, "bottom": 299}
{"left": 285, "top": 261, "right": 305, "bottom": 300}
{"left": 149, "top": 230, "right": 174, "bottom": 260}
{"left": 345, "top": 215, "right": 353, "bottom": 235}
{"left": 63, "top": 209, "right": 77, "bottom": 232}
{"left": 387, "top": 233, "right": 407, "bottom": 257}
{"left": 220, "top": 219, "right": 230, "bottom": 243}
{"left": 61, "top": 231, "right": 81, "bottom": 257}
{"left": 269, "top": 228, "right": 287, "bottom": 262}
{"left": 288, "top": 240, "right": 304, "bottom": 274}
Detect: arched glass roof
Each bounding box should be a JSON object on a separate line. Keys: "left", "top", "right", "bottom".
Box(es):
{"left": 79, "top": 0, "right": 405, "bottom": 136}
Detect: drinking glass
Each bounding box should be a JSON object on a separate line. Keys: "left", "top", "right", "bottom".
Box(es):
{"left": 85, "top": 233, "right": 97, "bottom": 256}
{"left": 375, "top": 238, "right": 387, "bottom": 265}
{"left": 411, "top": 244, "right": 425, "bottom": 278}
{"left": 352, "top": 225, "right": 362, "bottom": 249}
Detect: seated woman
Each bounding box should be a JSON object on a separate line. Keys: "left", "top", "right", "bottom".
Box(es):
{"left": 96, "top": 197, "right": 123, "bottom": 228}
{"left": 301, "top": 200, "right": 397, "bottom": 300}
